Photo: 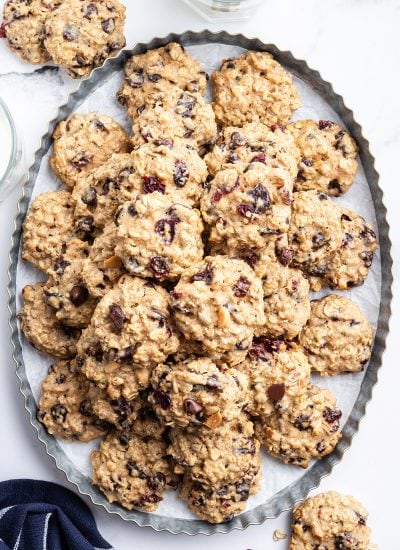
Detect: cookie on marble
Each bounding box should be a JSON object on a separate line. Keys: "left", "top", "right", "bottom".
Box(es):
{"left": 299, "top": 295, "right": 373, "bottom": 376}
{"left": 170, "top": 255, "right": 265, "bottom": 355}
{"left": 44, "top": 0, "right": 126, "bottom": 78}
{"left": 257, "top": 267, "right": 311, "bottom": 340}
{"left": 114, "top": 193, "right": 204, "bottom": 281}
{"left": 37, "top": 358, "right": 110, "bottom": 441}
{"left": 45, "top": 239, "right": 100, "bottom": 328}
{"left": 83, "top": 274, "right": 180, "bottom": 367}
{"left": 22, "top": 190, "right": 76, "bottom": 272}
{"left": 130, "top": 82, "right": 217, "bottom": 148}
{"left": 91, "top": 431, "right": 176, "bottom": 512}
{"left": 169, "top": 414, "right": 261, "bottom": 489}
{"left": 242, "top": 337, "right": 310, "bottom": 417}
{"left": 288, "top": 190, "right": 343, "bottom": 276}
{"left": 290, "top": 491, "right": 371, "bottom": 550}
{"left": 205, "top": 122, "right": 299, "bottom": 179}
{"left": 50, "top": 112, "right": 131, "bottom": 188}
{"left": 212, "top": 51, "right": 301, "bottom": 127}
{"left": 18, "top": 282, "right": 80, "bottom": 359}
{"left": 321, "top": 208, "right": 378, "bottom": 290}
{"left": 1, "top": 0, "right": 59, "bottom": 64}
{"left": 180, "top": 469, "right": 261, "bottom": 524}
{"left": 288, "top": 119, "right": 358, "bottom": 196}
{"left": 255, "top": 383, "right": 342, "bottom": 468}
{"left": 149, "top": 357, "right": 248, "bottom": 428}
{"left": 201, "top": 164, "right": 293, "bottom": 251}
{"left": 117, "top": 42, "right": 208, "bottom": 112}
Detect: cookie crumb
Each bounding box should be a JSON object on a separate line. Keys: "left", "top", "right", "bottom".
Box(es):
{"left": 273, "top": 529, "right": 287, "bottom": 541}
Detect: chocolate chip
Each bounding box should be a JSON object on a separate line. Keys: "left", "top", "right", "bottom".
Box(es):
{"left": 154, "top": 139, "right": 173, "bottom": 148}
{"left": 153, "top": 389, "right": 171, "bottom": 410}
{"left": 323, "top": 407, "right": 342, "bottom": 425}
{"left": 148, "top": 256, "right": 170, "bottom": 278}
{"left": 184, "top": 399, "right": 204, "bottom": 415}
{"left": 334, "top": 534, "right": 358, "bottom": 549}
{"left": 148, "top": 73, "right": 161, "bottom": 82}
{"left": 312, "top": 231, "right": 326, "bottom": 249}
{"left": 84, "top": 3, "right": 98, "bottom": 18}
{"left": 75, "top": 54, "right": 88, "bottom": 67}
{"left": 79, "top": 399, "right": 92, "bottom": 417}
{"left": 360, "top": 225, "right": 376, "bottom": 241}
{"left": 101, "top": 18, "right": 115, "bottom": 34}
{"left": 173, "top": 160, "right": 189, "bottom": 188}
{"left": 301, "top": 157, "right": 313, "bottom": 167}
{"left": 191, "top": 262, "right": 213, "bottom": 284}
{"left": 276, "top": 246, "right": 294, "bottom": 266}
{"left": 75, "top": 215, "right": 94, "bottom": 233}
{"left": 249, "top": 183, "right": 271, "bottom": 214}
{"left": 63, "top": 25, "right": 78, "bottom": 41}
{"left": 294, "top": 414, "right": 311, "bottom": 431}
{"left": 93, "top": 118, "right": 106, "bottom": 131}
{"left": 233, "top": 276, "right": 250, "bottom": 297}
{"left": 360, "top": 251, "right": 373, "bottom": 267}
{"left": 142, "top": 175, "right": 165, "bottom": 194}
{"left": 176, "top": 92, "right": 196, "bottom": 117}
{"left": 69, "top": 285, "right": 89, "bottom": 306}
{"left": 147, "top": 472, "right": 166, "bottom": 490}
{"left": 72, "top": 152, "right": 91, "bottom": 169}
{"left": 249, "top": 336, "right": 282, "bottom": 359}
{"left": 51, "top": 404, "right": 67, "bottom": 423}
{"left": 111, "top": 397, "right": 134, "bottom": 417}
{"left": 341, "top": 213, "right": 352, "bottom": 222}
{"left": 108, "top": 303, "right": 127, "bottom": 331}
{"left": 319, "top": 120, "right": 334, "bottom": 130}
{"left": 55, "top": 373, "right": 66, "bottom": 384}
{"left": 267, "top": 383, "right": 285, "bottom": 401}
{"left": 328, "top": 179, "right": 343, "bottom": 194}
{"left": 53, "top": 257, "right": 71, "bottom": 274}
{"left": 127, "top": 69, "right": 144, "bottom": 88}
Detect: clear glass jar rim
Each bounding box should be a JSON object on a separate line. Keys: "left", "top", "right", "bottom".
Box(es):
{"left": 0, "top": 96, "right": 18, "bottom": 185}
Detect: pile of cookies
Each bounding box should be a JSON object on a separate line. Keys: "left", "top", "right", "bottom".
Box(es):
{"left": 0, "top": 0, "right": 126, "bottom": 77}
{"left": 18, "top": 43, "right": 378, "bottom": 524}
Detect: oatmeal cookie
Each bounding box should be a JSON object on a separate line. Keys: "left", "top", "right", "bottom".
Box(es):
{"left": 212, "top": 51, "right": 301, "bottom": 127}
{"left": 288, "top": 190, "right": 343, "bottom": 276}
{"left": 45, "top": 239, "right": 100, "bottom": 328}
{"left": 255, "top": 383, "right": 342, "bottom": 468}
{"left": 44, "top": 0, "right": 126, "bottom": 78}
{"left": 242, "top": 337, "right": 310, "bottom": 417}
{"left": 257, "top": 267, "right": 311, "bottom": 340}
{"left": 321, "top": 208, "right": 378, "bottom": 290}
{"left": 170, "top": 255, "right": 265, "bottom": 355}
{"left": 180, "top": 469, "right": 261, "bottom": 524}
{"left": 149, "top": 357, "right": 248, "bottom": 428}
{"left": 288, "top": 119, "right": 358, "bottom": 196}
{"left": 91, "top": 431, "right": 176, "bottom": 512}
{"left": 22, "top": 190, "right": 76, "bottom": 272}
{"left": 114, "top": 193, "right": 204, "bottom": 281}
{"left": 299, "top": 295, "right": 373, "bottom": 376}
{"left": 205, "top": 122, "right": 299, "bottom": 179}
{"left": 169, "top": 415, "right": 261, "bottom": 488}
{"left": 85, "top": 274, "right": 179, "bottom": 367}
{"left": 130, "top": 82, "right": 217, "bottom": 148}
{"left": 37, "top": 358, "right": 110, "bottom": 441}
{"left": 201, "top": 164, "right": 293, "bottom": 251}
{"left": 130, "top": 138, "right": 208, "bottom": 206}
{"left": 50, "top": 112, "right": 131, "bottom": 188}
{"left": 1, "top": 0, "right": 60, "bottom": 64}
{"left": 18, "top": 282, "right": 80, "bottom": 359}
{"left": 117, "top": 42, "right": 208, "bottom": 112}
{"left": 290, "top": 491, "right": 371, "bottom": 550}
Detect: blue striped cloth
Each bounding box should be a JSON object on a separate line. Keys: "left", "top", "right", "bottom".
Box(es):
{"left": 0, "top": 479, "right": 112, "bottom": 550}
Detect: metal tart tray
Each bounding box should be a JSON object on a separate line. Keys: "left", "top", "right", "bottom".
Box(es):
{"left": 7, "top": 30, "right": 393, "bottom": 535}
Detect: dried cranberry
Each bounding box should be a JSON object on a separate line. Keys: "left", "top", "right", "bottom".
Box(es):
{"left": 237, "top": 203, "right": 255, "bottom": 217}
{"left": 155, "top": 218, "right": 177, "bottom": 245}
{"left": 108, "top": 303, "right": 127, "bottom": 331}
{"left": 312, "top": 231, "right": 326, "bottom": 249}
{"left": 153, "top": 389, "right": 171, "bottom": 410}
{"left": 173, "top": 160, "right": 189, "bottom": 188}
{"left": 69, "top": 285, "right": 89, "bottom": 306}
{"left": 334, "top": 533, "right": 358, "bottom": 549}
{"left": 93, "top": 117, "right": 106, "bottom": 131}
{"left": 228, "top": 131, "right": 246, "bottom": 149}
{"left": 142, "top": 175, "right": 165, "bottom": 194}
{"left": 294, "top": 414, "right": 311, "bottom": 431}
{"left": 84, "top": 3, "right": 98, "bottom": 18}
{"left": 51, "top": 404, "right": 67, "bottom": 423}
{"left": 111, "top": 397, "right": 134, "bottom": 417}
{"left": 184, "top": 399, "right": 203, "bottom": 415}
{"left": 127, "top": 69, "right": 144, "bottom": 88}
{"left": 191, "top": 262, "right": 213, "bottom": 284}
{"left": 139, "top": 493, "right": 162, "bottom": 505}
{"left": 360, "top": 251, "right": 373, "bottom": 267}
{"left": 75, "top": 216, "right": 94, "bottom": 233}
{"left": 0, "top": 22, "right": 8, "bottom": 38}
{"left": 148, "top": 256, "right": 170, "bottom": 278}
{"left": 319, "top": 120, "right": 334, "bottom": 130}
{"left": 249, "top": 335, "right": 282, "bottom": 358}
{"left": 63, "top": 25, "right": 78, "bottom": 41}
{"left": 55, "top": 373, "right": 66, "bottom": 384}
{"left": 276, "top": 246, "right": 294, "bottom": 266}
{"left": 75, "top": 55, "right": 88, "bottom": 67}
{"left": 176, "top": 92, "right": 196, "bottom": 117}
{"left": 302, "top": 157, "right": 313, "bottom": 167}
{"left": 233, "top": 276, "right": 250, "bottom": 297}
{"left": 53, "top": 257, "right": 71, "bottom": 274}
{"left": 323, "top": 407, "right": 342, "bottom": 424}
{"left": 251, "top": 152, "right": 266, "bottom": 164}
{"left": 360, "top": 226, "right": 376, "bottom": 241}
{"left": 72, "top": 152, "right": 91, "bottom": 169}
{"left": 267, "top": 383, "right": 285, "bottom": 401}
{"left": 154, "top": 139, "right": 173, "bottom": 148}
{"left": 148, "top": 73, "right": 161, "bottom": 82}
{"left": 147, "top": 472, "right": 166, "bottom": 490}
{"left": 235, "top": 482, "right": 251, "bottom": 501}
{"left": 237, "top": 249, "right": 259, "bottom": 268}
{"left": 101, "top": 18, "right": 115, "bottom": 34}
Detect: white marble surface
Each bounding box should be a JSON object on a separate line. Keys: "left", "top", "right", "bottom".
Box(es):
{"left": 0, "top": 0, "right": 399, "bottom": 548}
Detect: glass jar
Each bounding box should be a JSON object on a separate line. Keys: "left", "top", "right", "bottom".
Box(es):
{"left": 0, "top": 96, "right": 25, "bottom": 202}
{"left": 182, "top": 0, "right": 265, "bottom": 22}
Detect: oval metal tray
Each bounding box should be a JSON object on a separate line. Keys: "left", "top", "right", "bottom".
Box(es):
{"left": 7, "top": 30, "right": 393, "bottom": 535}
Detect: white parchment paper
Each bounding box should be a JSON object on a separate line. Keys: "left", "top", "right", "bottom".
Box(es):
{"left": 15, "top": 44, "right": 381, "bottom": 520}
